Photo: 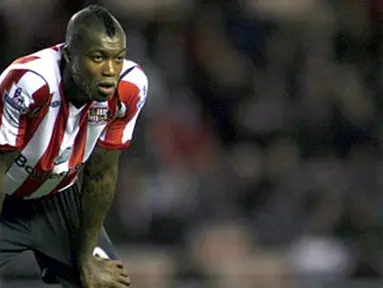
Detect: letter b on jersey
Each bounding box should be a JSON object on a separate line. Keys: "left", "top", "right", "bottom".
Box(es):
{"left": 14, "top": 154, "right": 27, "bottom": 167}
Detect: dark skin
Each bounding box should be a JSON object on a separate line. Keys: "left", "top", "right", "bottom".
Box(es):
{"left": 75, "top": 148, "right": 130, "bottom": 288}
{"left": 62, "top": 29, "right": 126, "bottom": 105}
{"left": 60, "top": 15, "right": 130, "bottom": 288}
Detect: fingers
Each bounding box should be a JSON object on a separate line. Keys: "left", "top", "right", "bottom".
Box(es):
{"left": 106, "top": 261, "right": 130, "bottom": 286}
{"left": 96, "top": 257, "right": 125, "bottom": 270}
{"left": 113, "top": 265, "right": 130, "bottom": 287}
{"left": 92, "top": 258, "right": 131, "bottom": 287}
{"left": 108, "top": 260, "right": 125, "bottom": 269}
{"left": 114, "top": 266, "right": 129, "bottom": 278}
{"left": 97, "top": 257, "right": 123, "bottom": 267}
{"left": 106, "top": 260, "right": 127, "bottom": 274}
{"left": 118, "top": 269, "right": 129, "bottom": 277}
{"left": 117, "top": 282, "right": 131, "bottom": 287}
{"left": 109, "top": 276, "right": 130, "bottom": 288}
{"left": 118, "top": 275, "right": 131, "bottom": 286}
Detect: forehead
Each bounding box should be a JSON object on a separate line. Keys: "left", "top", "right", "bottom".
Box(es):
{"left": 75, "top": 28, "right": 126, "bottom": 54}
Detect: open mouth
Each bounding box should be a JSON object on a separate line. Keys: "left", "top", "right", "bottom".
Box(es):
{"left": 98, "top": 82, "right": 116, "bottom": 95}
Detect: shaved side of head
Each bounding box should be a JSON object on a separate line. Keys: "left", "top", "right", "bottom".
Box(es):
{"left": 65, "top": 5, "right": 125, "bottom": 52}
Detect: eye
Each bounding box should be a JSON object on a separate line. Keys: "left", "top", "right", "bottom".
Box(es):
{"left": 115, "top": 56, "right": 124, "bottom": 63}
{"left": 91, "top": 55, "right": 104, "bottom": 63}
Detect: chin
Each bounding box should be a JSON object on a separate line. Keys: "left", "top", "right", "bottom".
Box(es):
{"left": 94, "top": 93, "right": 112, "bottom": 102}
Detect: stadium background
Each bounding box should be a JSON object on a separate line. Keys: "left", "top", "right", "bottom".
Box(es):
{"left": 1, "top": 0, "right": 383, "bottom": 287}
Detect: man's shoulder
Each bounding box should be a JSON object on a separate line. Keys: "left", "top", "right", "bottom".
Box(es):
{"left": 116, "top": 60, "right": 148, "bottom": 111}
{"left": 120, "top": 59, "right": 147, "bottom": 81}
{"left": 118, "top": 59, "right": 148, "bottom": 91}
{"left": 5, "top": 44, "right": 63, "bottom": 91}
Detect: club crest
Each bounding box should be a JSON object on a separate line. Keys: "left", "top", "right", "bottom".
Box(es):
{"left": 88, "top": 105, "right": 109, "bottom": 125}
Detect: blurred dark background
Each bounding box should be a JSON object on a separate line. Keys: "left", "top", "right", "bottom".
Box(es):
{"left": 1, "top": 0, "right": 383, "bottom": 287}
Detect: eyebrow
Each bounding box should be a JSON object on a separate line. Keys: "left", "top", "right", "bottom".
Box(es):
{"left": 88, "top": 48, "right": 127, "bottom": 55}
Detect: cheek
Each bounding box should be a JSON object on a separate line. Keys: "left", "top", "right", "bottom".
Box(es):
{"left": 117, "top": 64, "right": 124, "bottom": 75}
{"left": 81, "top": 62, "right": 100, "bottom": 83}
{"left": 72, "top": 63, "right": 93, "bottom": 84}
{"left": 71, "top": 62, "right": 83, "bottom": 81}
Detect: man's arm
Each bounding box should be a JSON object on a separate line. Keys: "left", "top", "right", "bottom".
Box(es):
{"left": 0, "top": 152, "right": 20, "bottom": 214}
{"left": 76, "top": 146, "right": 121, "bottom": 265}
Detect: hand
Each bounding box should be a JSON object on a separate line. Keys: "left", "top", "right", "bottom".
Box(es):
{"left": 79, "top": 256, "right": 131, "bottom": 288}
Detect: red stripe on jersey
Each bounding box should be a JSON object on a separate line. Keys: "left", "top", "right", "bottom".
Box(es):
{"left": 15, "top": 116, "right": 27, "bottom": 149}
{"left": 0, "top": 144, "right": 20, "bottom": 151}
{"left": 12, "top": 56, "right": 40, "bottom": 65}
{"left": 24, "top": 84, "right": 51, "bottom": 148}
{"left": 14, "top": 103, "right": 68, "bottom": 198}
{"left": 69, "top": 109, "right": 89, "bottom": 167}
{"left": 0, "top": 69, "right": 29, "bottom": 92}
{"left": 97, "top": 139, "right": 131, "bottom": 150}
{"left": 103, "top": 81, "right": 140, "bottom": 144}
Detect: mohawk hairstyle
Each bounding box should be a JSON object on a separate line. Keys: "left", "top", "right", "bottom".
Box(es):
{"left": 65, "top": 4, "right": 124, "bottom": 51}
{"left": 86, "top": 5, "right": 116, "bottom": 37}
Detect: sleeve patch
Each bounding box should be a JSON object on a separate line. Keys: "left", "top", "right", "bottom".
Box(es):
{"left": 3, "top": 84, "right": 33, "bottom": 115}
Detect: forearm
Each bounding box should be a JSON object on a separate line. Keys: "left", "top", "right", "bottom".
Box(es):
{"left": 77, "top": 148, "right": 120, "bottom": 264}
{"left": 77, "top": 176, "right": 116, "bottom": 262}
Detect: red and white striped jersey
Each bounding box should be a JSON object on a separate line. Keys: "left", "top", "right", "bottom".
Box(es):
{"left": 0, "top": 44, "right": 148, "bottom": 199}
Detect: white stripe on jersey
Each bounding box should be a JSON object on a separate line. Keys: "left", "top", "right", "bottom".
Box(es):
{"left": 0, "top": 107, "right": 20, "bottom": 146}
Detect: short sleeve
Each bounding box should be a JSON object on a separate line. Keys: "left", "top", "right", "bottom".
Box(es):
{"left": 0, "top": 69, "right": 48, "bottom": 151}
{"left": 97, "top": 66, "right": 148, "bottom": 150}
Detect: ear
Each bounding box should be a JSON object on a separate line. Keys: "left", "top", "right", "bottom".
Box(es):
{"left": 63, "top": 45, "right": 71, "bottom": 63}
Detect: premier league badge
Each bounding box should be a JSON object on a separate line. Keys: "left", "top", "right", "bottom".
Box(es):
{"left": 3, "top": 85, "right": 31, "bottom": 114}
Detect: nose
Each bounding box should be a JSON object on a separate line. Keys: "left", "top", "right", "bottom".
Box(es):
{"left": 101, "top": 60, "right": 117, "bottom": 77}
